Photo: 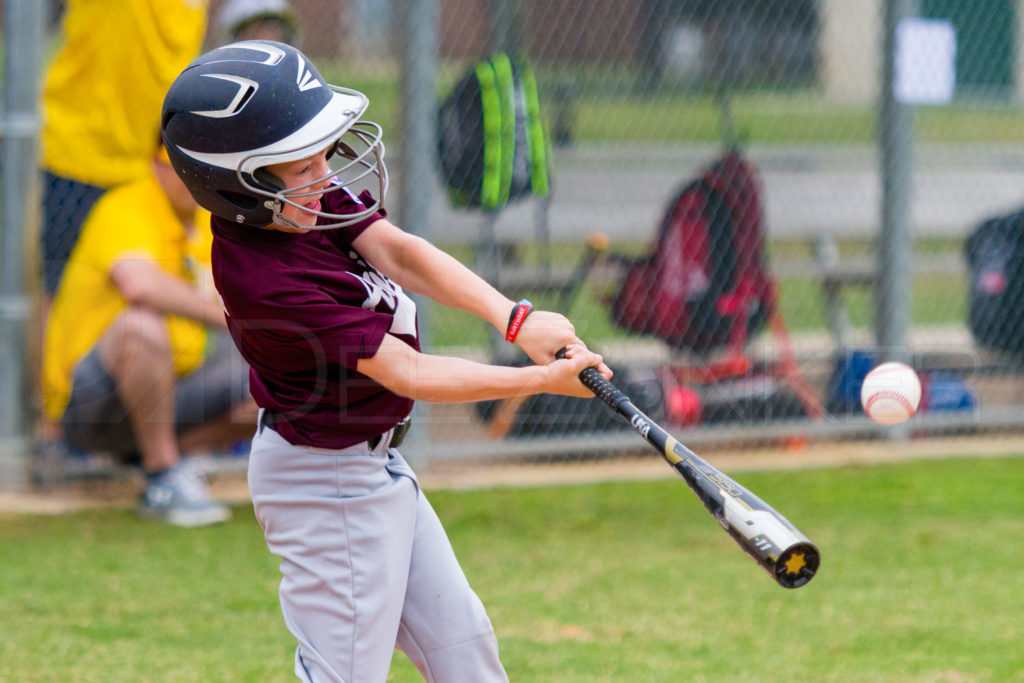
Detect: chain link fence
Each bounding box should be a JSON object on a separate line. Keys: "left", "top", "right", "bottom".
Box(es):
{"left": 416, "top": 0, "right": 1024, "bottom": 465}
{"left": 4, "top": 0, "right": 1024, "bottom": 486}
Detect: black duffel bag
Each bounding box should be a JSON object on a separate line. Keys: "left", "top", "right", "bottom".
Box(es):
{"left": 965, "top": 208, "right": 1024, "bottom": 355}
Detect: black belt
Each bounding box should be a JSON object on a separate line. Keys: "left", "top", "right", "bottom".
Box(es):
{"left": 262, "top": 410, "right": 411, "bottom": 450}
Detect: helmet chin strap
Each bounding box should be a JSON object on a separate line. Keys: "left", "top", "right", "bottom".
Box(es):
{"left": 256, "top": 195, "right": 298, "bottom": 230}
{"left": 267, "top": 200, "right": 306, "bottom": 230}
{"left": 272, "top": 214, "right": 305, "bottom": 230}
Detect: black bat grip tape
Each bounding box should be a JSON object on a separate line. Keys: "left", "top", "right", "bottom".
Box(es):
{"left": 556, "top": 348, "right": 627, "bottom": 409}
{"left": 579, "top": 367, "right": 625, "bottom": 407}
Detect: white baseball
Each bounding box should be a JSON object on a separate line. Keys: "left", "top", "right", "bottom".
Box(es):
{"left": 860, "top": 362, "right": 922, "bottom": 425}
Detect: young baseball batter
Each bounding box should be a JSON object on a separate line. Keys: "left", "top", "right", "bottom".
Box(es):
{"left": 161, "top": 41, "right": 611, "bottom": 681}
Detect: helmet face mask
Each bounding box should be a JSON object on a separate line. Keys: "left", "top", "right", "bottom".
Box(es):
{"left": 162, "top": 41, "right": 388, "bottom": 229}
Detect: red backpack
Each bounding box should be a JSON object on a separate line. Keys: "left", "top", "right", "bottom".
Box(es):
{"left": 610, "top": 150, "right": 774, "bottom": 356}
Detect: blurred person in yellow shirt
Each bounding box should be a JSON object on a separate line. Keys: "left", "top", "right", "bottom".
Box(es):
{"left": 43, "top": 144, "right": 254, "bottom": 527}
{"left": 39, "top": 0, "right": 209, "bottom": 296}
{"left": 215, "top": 0, "right": 300, "bottom": 45}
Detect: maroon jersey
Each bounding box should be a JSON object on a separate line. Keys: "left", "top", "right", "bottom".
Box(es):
{"left": 210, "top": 188, "right": 419, "bottom": 448}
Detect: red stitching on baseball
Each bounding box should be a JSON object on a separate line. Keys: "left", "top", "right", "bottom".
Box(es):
{"left": 865, "top": 390, "right": 915, "bottom": 416}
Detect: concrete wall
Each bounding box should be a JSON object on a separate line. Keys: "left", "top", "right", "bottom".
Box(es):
{"left": 820, "top": 0, "right": 883, "bottom": 102}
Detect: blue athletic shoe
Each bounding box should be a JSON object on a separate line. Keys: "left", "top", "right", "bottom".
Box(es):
{"left": 138, "top": 463, "right": 231, "bottom": 527}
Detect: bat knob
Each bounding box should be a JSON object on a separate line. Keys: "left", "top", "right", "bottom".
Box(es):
{"left": 775, "top": 542, "right": 821, "bottom": 589}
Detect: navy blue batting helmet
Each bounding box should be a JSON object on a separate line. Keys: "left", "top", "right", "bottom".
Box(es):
{"left": 161, "top": 41, "right": 387, "bottom": 229}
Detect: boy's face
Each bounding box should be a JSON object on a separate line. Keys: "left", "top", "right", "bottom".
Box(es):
{"left": 264, "top": 145, "right": 333, "bottom": 232}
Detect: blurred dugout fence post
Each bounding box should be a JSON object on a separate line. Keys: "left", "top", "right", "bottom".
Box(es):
{"left": 878, "top": 0, "right": 919, "bottom": 440}
{"left": 879, "top": 0, "right": 917, "bottom": 365}
{"left": 397, "top": 0, "right": 440, "bottom": 467}
{"left": 0, "top": 0, "right": 46, "bottom": 491}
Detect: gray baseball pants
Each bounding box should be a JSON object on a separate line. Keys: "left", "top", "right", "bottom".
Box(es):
{"left": 248, "top": 420, "right": 508, "bottom": 682}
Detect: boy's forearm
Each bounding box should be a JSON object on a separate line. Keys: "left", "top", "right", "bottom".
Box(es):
{"left": 397, "top": 239, "right": 584, "bottom": 363}
{"left": 358, "top": 334, "right": 546, "bottom": 403}
{"left": 383, "top": 233, "right": 515, "bottom": 332}
{"left": 403, "top": 355, "right": 547, "bottom": 403}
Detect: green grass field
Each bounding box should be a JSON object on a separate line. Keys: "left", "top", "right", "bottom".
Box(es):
{"left": 2, "top": 455, "right": 1022, "bottom": 681}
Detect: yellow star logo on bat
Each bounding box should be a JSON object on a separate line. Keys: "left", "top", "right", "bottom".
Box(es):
{"left": 784, "top": 552, "right": 806, "bottom": 575}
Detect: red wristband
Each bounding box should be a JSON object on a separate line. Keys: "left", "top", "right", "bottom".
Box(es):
{"left": 504, "top": 299, "right": 533, "bottom": 343}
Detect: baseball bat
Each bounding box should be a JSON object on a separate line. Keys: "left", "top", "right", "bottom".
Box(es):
{"left": 559, "top": 350, "right": 820, "bottom": 588}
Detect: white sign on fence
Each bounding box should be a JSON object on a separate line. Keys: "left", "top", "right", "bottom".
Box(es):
{"left": 895, "top": 18, "right": 957, "bottom": 105}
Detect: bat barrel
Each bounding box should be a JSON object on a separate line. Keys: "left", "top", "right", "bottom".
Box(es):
{"left": 774, "top": 542, "right": 821, "bottom": 589}
{"left": 562, "top": 349, "right": 822, "bottom": 589}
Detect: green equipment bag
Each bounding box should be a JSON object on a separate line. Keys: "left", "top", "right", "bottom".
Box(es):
{"left": 437, "top": 52, "right": 550, "bottom": 210}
